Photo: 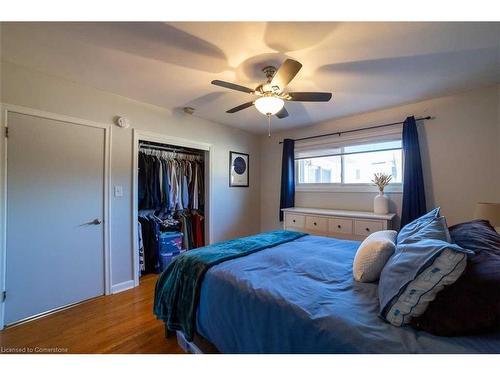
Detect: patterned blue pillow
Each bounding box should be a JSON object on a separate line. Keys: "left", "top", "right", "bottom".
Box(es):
{"left": 379, "top": 216, "right": 473, "bottom": 326}
{"left": 397, "top": 207, "right": 440, "bottom": 244}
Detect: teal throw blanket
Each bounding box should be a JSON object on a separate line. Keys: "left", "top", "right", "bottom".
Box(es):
{"left": 153, "top": 230, "right": 307, "bottom": 340}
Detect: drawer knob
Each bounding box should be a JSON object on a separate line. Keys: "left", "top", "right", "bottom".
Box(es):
{"left": 337, "top": 225, "right": 341, "bottom": 229}
{"left": 365, "top": 227, "right": 370, "bottom": 232}
{"left": 292, "top": 219, "right": 296, "bottom": 223}
{"left": 313, "top": 222, "right": 317, "bottom": 226}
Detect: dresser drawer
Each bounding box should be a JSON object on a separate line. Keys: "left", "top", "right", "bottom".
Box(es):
{"left": 354, "top": 220, "right": 384, "bottom": 236}
{"left": 282, "top": 208, "right": 394, "bottom": 239}
{"left": 328, "top": 218, "right": 353, "bottom": 235}
{"left": 305, "top": 215, "right": 328, "bottom": 232}
{"left": 285, "top": 213, "right": 305, "bottom": 229}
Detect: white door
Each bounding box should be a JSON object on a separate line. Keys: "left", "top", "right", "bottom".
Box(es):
{"left": 5, "top": 112, "right": 106, "bottom": 325}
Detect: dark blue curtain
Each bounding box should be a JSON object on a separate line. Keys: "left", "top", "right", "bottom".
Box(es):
{"left": 279, "top": 139, "right": 295, "bottom": 221}
{"left": 401, "top": 116, "right": 427, "bottom": 227}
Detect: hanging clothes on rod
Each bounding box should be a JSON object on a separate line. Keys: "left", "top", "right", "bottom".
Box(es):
{"left": 140, "top": 141, "right": 203, "bottom": 155}
{"left": 138, "top": 142, "right": 206, "bottom": 276}
{"left": 138, "top": 147, "right": 204, "bottom": 212}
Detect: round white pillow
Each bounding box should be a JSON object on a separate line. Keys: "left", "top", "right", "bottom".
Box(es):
{"left": 353, "top": 230, "right": 397, "bottom": 282}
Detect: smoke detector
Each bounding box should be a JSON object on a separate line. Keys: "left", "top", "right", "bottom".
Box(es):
{"left": 115, "top": 116, "right": 130, "bottom": 128}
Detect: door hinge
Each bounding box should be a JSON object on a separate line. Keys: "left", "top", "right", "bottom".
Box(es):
{"left": 4, "top": 127, "right": 8, "bottom": 138}
{"left": 1, "top": 291, "right": 5, "bottom": 302}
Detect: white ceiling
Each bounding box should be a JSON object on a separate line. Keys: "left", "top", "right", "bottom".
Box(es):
{"left": 1, "top": 22, "right": 499, "bottom": 134}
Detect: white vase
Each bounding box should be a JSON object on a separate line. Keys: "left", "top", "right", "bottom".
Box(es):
{"left": 374, "top": 191, "right": 389, "bottom": 214}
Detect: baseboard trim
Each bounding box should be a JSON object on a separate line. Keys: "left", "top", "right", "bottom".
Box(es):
{"left": 111, "top": 280, "right": 135, "bottom": 294}
{"left": 4, "top": 298, "right": 93, "bottom": 329}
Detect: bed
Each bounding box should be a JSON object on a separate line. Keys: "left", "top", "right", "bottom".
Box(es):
{"left": 156, "top": 233, "right": 500, "bottom": 353}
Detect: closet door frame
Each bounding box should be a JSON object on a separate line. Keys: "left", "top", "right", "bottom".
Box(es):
{"left": 0, "top": 103, "right": 113, "bottom": 330}
{"left": 132, "top": 130, "right": 213, "bottom": 287}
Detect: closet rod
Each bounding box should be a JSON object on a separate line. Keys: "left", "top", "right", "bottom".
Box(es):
{"left": 278, "top": 116, "right": 432, "bottom": 144}
{"left": 139, "top": 143, "right": 203, "bottom": 156}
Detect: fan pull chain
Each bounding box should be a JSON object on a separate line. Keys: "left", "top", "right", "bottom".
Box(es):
{"left": 267, "top": 114, "right": 271, "bottom": 137}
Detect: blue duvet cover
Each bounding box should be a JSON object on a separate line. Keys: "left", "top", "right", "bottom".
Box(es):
{"left": 196, "top": 235, "right": 500, "bottom": 353}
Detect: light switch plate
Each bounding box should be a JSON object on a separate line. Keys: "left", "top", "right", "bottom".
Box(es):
{"left": 114, "top": 185, "right": 123, "bottom": 197}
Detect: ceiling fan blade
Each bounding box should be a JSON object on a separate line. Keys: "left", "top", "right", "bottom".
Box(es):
{"left": 226, "top": 101, "right": 254, "bottom": 113}
{"left": 211, "top": 80, "right": 254, "bottom": 94}
{"left": 275, "top": 107, "right": 289, "bottom": 119}
{"left": 270, "top": 59, "right": 302, "bottom": 91}
{"left": 288, "top": 92, "right": 332, "bottom": 102}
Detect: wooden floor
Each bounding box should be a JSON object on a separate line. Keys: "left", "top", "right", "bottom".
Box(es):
{"left": 0, "top": 274, "right": 184, "bottom": 354}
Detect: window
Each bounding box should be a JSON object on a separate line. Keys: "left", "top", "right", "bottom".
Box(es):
{"left": 295, "top": 138, "right": 403, "bottom": 189}
{"left": 297, "top": 155, "right": 341, "bottom": 183}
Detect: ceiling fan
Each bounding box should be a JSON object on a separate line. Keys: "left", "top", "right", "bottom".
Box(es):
{"left": 211, "top": 59, "right": 332, "bottom": 122}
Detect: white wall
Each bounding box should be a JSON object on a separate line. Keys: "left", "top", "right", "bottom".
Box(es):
{"left": 1, "top": 61, "right": 262, "bottom": 288}
{"left": 261, "top": 85, "right": 500, "bottom": 231}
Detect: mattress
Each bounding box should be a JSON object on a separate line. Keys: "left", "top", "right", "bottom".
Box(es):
{"left": 195, "top": 235, "right": 500, "bottom": 353}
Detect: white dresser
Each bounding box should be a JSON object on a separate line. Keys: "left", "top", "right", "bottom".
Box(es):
{"left": 282, "top": 207, "right": 395, "bottom": 240}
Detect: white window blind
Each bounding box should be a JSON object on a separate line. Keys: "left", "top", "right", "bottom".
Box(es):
{"left": 295, "top": 126, "right": 403, "bottom": 187}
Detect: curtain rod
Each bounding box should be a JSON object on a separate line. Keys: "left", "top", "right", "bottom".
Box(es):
{"left": 278, "top": 116, "right": 432, "bottom": 144}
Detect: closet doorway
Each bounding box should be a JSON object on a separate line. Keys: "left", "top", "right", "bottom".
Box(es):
{"left": 132, "top": 131, "right": 212, "bottom": 286}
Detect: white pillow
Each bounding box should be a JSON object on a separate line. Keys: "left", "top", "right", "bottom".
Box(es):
{"left": 353, "top": 230, "right": 397, "bottom": 282}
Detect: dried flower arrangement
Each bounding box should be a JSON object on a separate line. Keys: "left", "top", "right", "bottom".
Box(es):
{"left": 372, "top": 172, "right": 392, "bottom": 192}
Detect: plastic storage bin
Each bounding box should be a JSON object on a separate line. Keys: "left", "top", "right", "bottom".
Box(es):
{"left": 158, "top": 232, "right": 183, "bottom": 271}
{"left": 159, "top": 231, "right": 183, "bottom": 254}
{"left": 159, "top": 252, "right": 175, "bottom": 271}
{"left": 159, "top": 249, "right": 187, "bottom": 272}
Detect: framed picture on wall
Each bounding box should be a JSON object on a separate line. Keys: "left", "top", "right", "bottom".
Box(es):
{"left": 229, "top": 151, "right": 249, "bottom": 187}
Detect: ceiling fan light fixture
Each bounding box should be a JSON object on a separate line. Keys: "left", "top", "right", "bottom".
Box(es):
{"left": 254, "top": 96, "right": 284, "bottom": 116}
{"left": 212, "top": 58, "right": 332, "bottom": 119}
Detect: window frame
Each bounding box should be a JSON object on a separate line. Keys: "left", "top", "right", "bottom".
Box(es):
{"left": 294, "top": 136, "right": 404, "bottom": 194}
